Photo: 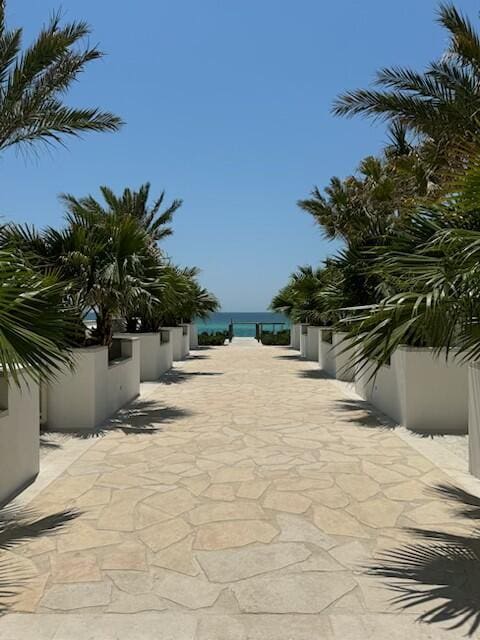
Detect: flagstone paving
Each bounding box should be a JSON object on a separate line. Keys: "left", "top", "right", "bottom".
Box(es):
{"left": 0, "top": 342, "right": 478, "bottom": 638}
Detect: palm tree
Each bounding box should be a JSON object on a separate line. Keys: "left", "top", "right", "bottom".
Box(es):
{"left": 343, "top": 157, "right": 480, "bottom": 372}
{"left": 0, "top": 2, "right": 122, "bottom": 155}
{"left": 0, "top": 250, "right": 77, "bottom": 383}
{"left": 91, "top": 184, "right": 183, "bottom": 243}
{"left": 333, "top": 3, "right": 480, "bottom": 171}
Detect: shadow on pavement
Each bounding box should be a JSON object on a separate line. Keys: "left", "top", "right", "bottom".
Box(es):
{"left": 368, "top": 483, "right": 480, "bottom": 636}
{"left": 0, "top": 505, "right": 79, "bottom": 614}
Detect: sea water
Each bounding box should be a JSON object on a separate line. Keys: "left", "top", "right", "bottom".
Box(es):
{"left": 196, "top": 312, "right": 289, "bottom": 337}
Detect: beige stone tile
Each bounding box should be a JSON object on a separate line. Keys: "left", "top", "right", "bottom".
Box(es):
{"left": 99, "top": 541, "right": 147, "bottom": 571}
{"left": 143, "top": 488, "right": 198, "bottom": 516}
{"left": 231, "top": 572, "right": 356, "bottom": 613}
{"left": 50, "top": 552, "right": 101, "bottom": 583}
{"left": 194, "top": 521, "right": 279, "bottom": 550}
{"left": 202, "top": 484, "right": 236, "bottom": 501}
{"left": 154, "top": 570, "right": 224, "bottom": 609}
{"left": 138, "top": 517, "right": 192, "bottom": 552}
{"left": 347, "top": 498, "right": 404, "bottom": 529}
{"left": 236, "top": 480, "right": 270, "bottom": 499}
{"left": 312, "top": 505, "right": 370, "bottom": 538}
{"left": 262, "top": 490, "right": 312, "bottom": 514}
{"left": 336, "top": 474, "right": 380, "bottom": 502}
{"left": 188, "top": 501, "right": 265, "bottom": 525}
{"left": 196, "top": 542, "right": 310, "bottom": 582}
{"left": 151, "top": 536, "right": 200, "bottom": 576}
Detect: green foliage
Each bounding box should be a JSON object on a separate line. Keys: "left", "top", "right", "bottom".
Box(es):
{"left": 260, "top": 330, "right": 290, "bottom": 346}
{"left": 0, "top": 1, "right": 122, "bottom": 155}
{"left": 198, "top": 331, "right": 227, "bottom": 346}
{"left": 0, "top": 251, "right": 77, "bottom": 384}
{"left": 333, "top": 3, "right": 480, "bottom": 173}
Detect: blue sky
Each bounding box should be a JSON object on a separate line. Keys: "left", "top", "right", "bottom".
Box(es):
{"left": 3, "top": 1, "right": 479, "bottom": 310}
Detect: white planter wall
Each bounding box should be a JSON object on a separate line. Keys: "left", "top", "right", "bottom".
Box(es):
{"left": 180, "top": 324, "right": 190, "bottom": 359}
{"left": 46, "top": 337, "right": 140, "bottom": 431}
{"left": 159, "top": 330, "right": 174, "bottom": 374}
{"left": 0, "top": 373, "right": 39, "bottom": 505}
{"left": 189, "top": 324, "right": 198, "bottom": 349}
{"left": 163, "top": 327, "right": 184, "bottom": 361}
{"left": 306, "top": 326, "right": 321, "bottom": 361}
{"left": 291, "top": 324, "right": 301, "bottom": 350}
{"left": 119, "top": 332, "right": 173, "bottom": 381}
{"left": 299, "top": 324, "right": 309, "bottom": 358}
{"left": 332, "top": 332, "right": 355, "bottom": 382}
{"left": 319, "top": 328, "right": 336, "bottom": 377}
{"left": 356, "top": 347, "right": 468, "bottom": 434}
{"left": 469, "top": 363, "right": 480, "bottom": 477}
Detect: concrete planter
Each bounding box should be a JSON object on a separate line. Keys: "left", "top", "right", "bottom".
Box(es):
{"left": 119, "top": 332, "right": 173, "bottom": 381}
{"left": 162, "top": 327, "right": 184, "bottom": 361}
{"left": 332, "top": 332, "right": 355, "bottom": 382}
{"left": 356, "top": 346, "right": 468, "bottom": 434}
{"left": 290, "top": 324, "right": 301, "bottom": 350}
{"left": 319, "top": 328, "right": 336, "bottom": 377}
{"left": 46, "top": 336, "right": 140, "bottom": 431}
{"left": 180, "top": 324, "right": 190, "bottom": 358}
{"left": 306, "top": 326, "right": 321, "bottom": 361}
{"left": 299, "top": 324, "right": 309, "bottom": 358}
{"left": 468, "top": 363, "right": 480, "bottom": 478}
{"left": 0, "top": 373, "right": 40, "bottom": 505}
{"left": 189, "top": 324, "right": 198, "bottom": 349}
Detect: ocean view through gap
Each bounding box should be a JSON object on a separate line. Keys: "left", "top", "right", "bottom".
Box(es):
{"left": 196, "top": 312, "right": 289, "bottom": 337}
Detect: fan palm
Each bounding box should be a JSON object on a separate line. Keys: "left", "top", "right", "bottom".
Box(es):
{"left": 333, "top": 3, "right": 480, "bottom": 171}
{"left": 344, "top": 158, "right": 480, "bottom": 372}
{"left": 63, "top": 184, "right": 182, "bottom": 244}
{"left": 0, "top": 250, "right": 77, "bottom": 384}
{"left": 0, "top": 1, "right": 122, "bottom": 155}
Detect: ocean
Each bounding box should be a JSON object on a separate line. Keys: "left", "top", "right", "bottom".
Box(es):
{"left": 196, "top": 312, "right": 289, "bottom": 337}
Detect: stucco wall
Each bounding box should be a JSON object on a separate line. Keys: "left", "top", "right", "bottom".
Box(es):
{"left": 332, "top": 332, "right": 355, "bottom": 382}
{"left": 319, "top": 329, "right": 336, "bottom": 377}
{"left": 163, "top": 327, "right": 184, "bottom": 361}
{"left": 46, "top": 337, "right": 140, "bottom": 431}
{"left": 0, "top": 373, "right": 40, "bottom": 505}
{"left": 180, "top": 324, "right": 190, "bottom": 359}
{"left": 355, "top": 347, "right": 467, "bottom": 434}
{"left": 299, "top": 324, "right": 309, "bottom": 358}
{"left": 119, "top": 333, "right": 166, "bottom": 381}
{"left": 189, "top": 324, "right": 198, "bottom": 349}
{"left": 469, "top": 363, "right": 480, "bottom": 477}
{"left": 306, "top": 326, "right": 320, "bottom": 361}
{"left": 290, "top": 324, "right": 301, "bottom": 350}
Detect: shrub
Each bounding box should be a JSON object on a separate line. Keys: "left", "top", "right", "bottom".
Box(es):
{"left": 198, "top": 331, "right": 228, "bottom": 346}
{"left": 261, "top": 329, "right": 290, "bottom": 345}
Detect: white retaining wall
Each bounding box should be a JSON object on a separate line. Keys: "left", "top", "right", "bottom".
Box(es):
{"left": 332, "top": 332, "right": 355, "bottom": 382}
{"left": 46, "top": 337, "right": 140, "bottom": 431}
{"left": 119, "top": 332, "right": 173, "bottom": 381}
{"left": 291, "top": 324, "right": 301, "bottom": 350}
{"left": 319, "top": 328, "right": 336, "bottom": 377}
{"left": 356, "top": 346, "right": 468, "bottom": 434}
{"left": 299, "top": 324, "right": 309, "bottom": 358}
{"left": 306, "top": 326, "right": 321, "bottom": 361}
{"left": 469, "top": 363, "right": 480, "bottom": 477}
{"left": 189, "top": 324, "right": 198, "bottom": 349}
{"left": 0, "top": 373, "right": 39, "bottom": 505}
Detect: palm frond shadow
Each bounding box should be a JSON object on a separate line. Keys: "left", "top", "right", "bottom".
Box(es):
{"left": 297, "top": 368, "right": 332, "bottom": 380}
{"left": 159, "top": 370, "right": 223, "bottom": 385}
{"left": 43, "top": 398, "right": 193, "bottom": 439}
{"left": 367, "top": 483, "right": 480, "bottom": 636}
{"left": 335, "top": 398, "right": 394, "bottom": 429}
{"left": 0, "top": 505, "right": 79, "bottom": 614}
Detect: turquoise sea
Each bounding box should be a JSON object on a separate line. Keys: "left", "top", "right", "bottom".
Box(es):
{"left": 196, "top": 312, "right": 289, "bottom": 337}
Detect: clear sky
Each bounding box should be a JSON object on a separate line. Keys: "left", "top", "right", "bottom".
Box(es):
{"left": 3, "top": 0, "right": 479, "bottom": 310}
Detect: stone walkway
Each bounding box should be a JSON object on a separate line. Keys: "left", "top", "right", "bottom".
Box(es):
{"left": 1, "top": 343, "right": 479, "bottom": 639}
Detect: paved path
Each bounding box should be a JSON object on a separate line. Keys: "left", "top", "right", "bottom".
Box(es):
{"left": 0, "top": 343, "right": 478, "bottom": 639}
